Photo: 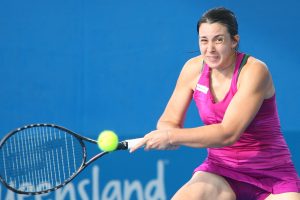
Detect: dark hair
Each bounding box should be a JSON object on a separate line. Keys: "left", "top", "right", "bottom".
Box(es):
{"left": 197, "top": 7, "right": 238, "bottom": 39}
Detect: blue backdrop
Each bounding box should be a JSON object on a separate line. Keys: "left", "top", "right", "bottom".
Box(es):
{"left": 1, "top": 0, "right": 299, "bottom": 199}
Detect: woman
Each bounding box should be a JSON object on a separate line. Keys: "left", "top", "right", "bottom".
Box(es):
{"left": 130, "top": 7, "right": 300, "bottom": 200}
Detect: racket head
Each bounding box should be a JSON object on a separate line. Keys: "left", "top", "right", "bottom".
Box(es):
{"left": 0, "top": 124, "right": 87, "bottom": 195}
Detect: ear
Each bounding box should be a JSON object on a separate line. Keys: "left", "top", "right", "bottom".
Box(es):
{"left": 232, "top": 35, "right": 240, "bottom": 49}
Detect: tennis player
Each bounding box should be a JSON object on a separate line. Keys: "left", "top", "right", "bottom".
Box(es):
{"left": 130, "top": 7, "right": 300, "bottom": 200}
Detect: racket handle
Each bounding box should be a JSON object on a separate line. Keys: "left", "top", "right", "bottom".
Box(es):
{"left": 117, "top": 138, "right": 143, "bottom": 150}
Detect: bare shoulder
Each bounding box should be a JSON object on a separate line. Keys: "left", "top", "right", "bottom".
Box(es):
{"left": 238, "top": 56, "right": 274, "bottom": 97}
{"left": 244, "top": 56, "right": 268, "bottom": 72}
{"left": 239, "top": 56, "right": 269, "bottom": 82}
{"left": 178, "top": 55, "right": 204, "bottom": 90}
{"left": 182, "top": 55, "right": 203, "bottom": 72}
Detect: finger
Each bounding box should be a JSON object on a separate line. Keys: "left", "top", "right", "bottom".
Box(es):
{"left": 129, "top": 138, "right": 147, "bottom": 153}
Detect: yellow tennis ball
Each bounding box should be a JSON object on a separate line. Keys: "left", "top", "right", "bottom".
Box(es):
{"left": 97, "top": 130, "right": 119, "bottom": 152}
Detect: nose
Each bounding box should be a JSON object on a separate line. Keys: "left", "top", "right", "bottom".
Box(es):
{"left": 207, "top": 41, "right": 216, "bottom": 52}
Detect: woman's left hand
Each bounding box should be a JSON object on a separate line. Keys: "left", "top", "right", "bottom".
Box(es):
{"left": 129, "top": 129, "right": 179, "bottom": 153}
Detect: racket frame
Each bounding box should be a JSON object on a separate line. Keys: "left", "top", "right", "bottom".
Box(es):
{"left": 0, "top": 123, "right": 129, "bottom": 195}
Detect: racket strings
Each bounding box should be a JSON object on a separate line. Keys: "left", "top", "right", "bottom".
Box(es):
{"left": 0, "top": 126, "right": 84, "bottom": 193}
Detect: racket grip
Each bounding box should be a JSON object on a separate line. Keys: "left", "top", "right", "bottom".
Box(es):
{"left": 117, "top": 138, "right": 143, "bottom": 150}
{"left": 117, "top": 141, "right": 129, "bottom": 150}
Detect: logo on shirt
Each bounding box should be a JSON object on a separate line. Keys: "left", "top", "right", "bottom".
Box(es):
{"left": 196, "top": 84, "right": 209, "bottom": 94}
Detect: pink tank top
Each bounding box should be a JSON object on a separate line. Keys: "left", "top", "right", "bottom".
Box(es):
{"left": 193, "top": 52, "right": 292, "bottom": 169}
{"left": 193, "top": 52, "right": 300, "bottom": 192}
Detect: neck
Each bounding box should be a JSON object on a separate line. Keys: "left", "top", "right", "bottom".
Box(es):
{"left": 212, "top": 52, "right": 237, "bottom": 78}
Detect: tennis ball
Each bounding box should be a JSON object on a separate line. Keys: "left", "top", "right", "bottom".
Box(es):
{"left": 97, "top": 130, "right": 119, "bottom": 152}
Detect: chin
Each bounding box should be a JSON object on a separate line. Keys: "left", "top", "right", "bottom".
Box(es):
{"left": 204, "top": 56, "right": 222, "bottom": 67}
{"left": 204, "top": 60, "right": 221, "bottom": 68}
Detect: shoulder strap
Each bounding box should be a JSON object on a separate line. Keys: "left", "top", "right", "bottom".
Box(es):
{"left": 201, "top": 59, "right": 205, "bottom": 73}
{"left": 237, "top": 54, "right": 250, "bottom": 77}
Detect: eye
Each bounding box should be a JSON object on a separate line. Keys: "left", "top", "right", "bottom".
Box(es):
{"left": 215, "top": 37, "right": 224, "bottom": 44}
{"left": 199, "top": 38, "right": 208, "bottom": 44}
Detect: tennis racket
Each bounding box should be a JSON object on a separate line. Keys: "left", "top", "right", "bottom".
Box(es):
{"left": 0, "top": 123, "right": 142, "bottom": 195}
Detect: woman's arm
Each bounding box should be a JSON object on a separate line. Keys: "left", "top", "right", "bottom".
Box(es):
{"left": 129, "top": 56, "right": 202, "bottom": 152}
{"left": 157, "top": 56, "right": 203, "bottom": 130}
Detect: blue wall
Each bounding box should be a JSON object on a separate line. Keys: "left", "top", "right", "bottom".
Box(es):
{"left": 1, "top": 0, "right": 299, "bottom": 199}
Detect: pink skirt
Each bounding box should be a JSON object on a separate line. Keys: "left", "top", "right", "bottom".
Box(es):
{"left": 194, "top": 157, "right": 300, "bottom": 194}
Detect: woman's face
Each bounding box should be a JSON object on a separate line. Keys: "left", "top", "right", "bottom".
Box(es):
{"left": 198, "top": 22, "right": 239, "bottom": 69}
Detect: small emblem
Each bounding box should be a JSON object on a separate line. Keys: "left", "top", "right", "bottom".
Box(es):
{"left": 196, "top": 84, "right": 209, "bottom": 94}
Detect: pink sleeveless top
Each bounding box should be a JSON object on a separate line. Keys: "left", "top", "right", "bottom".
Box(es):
{"left": 193, "top": 52, "right": 300, "bottom": 193}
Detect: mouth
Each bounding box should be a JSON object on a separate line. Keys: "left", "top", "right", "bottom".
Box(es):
{"left": 206, "top": 55, "right": 219, "bottom": 63}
